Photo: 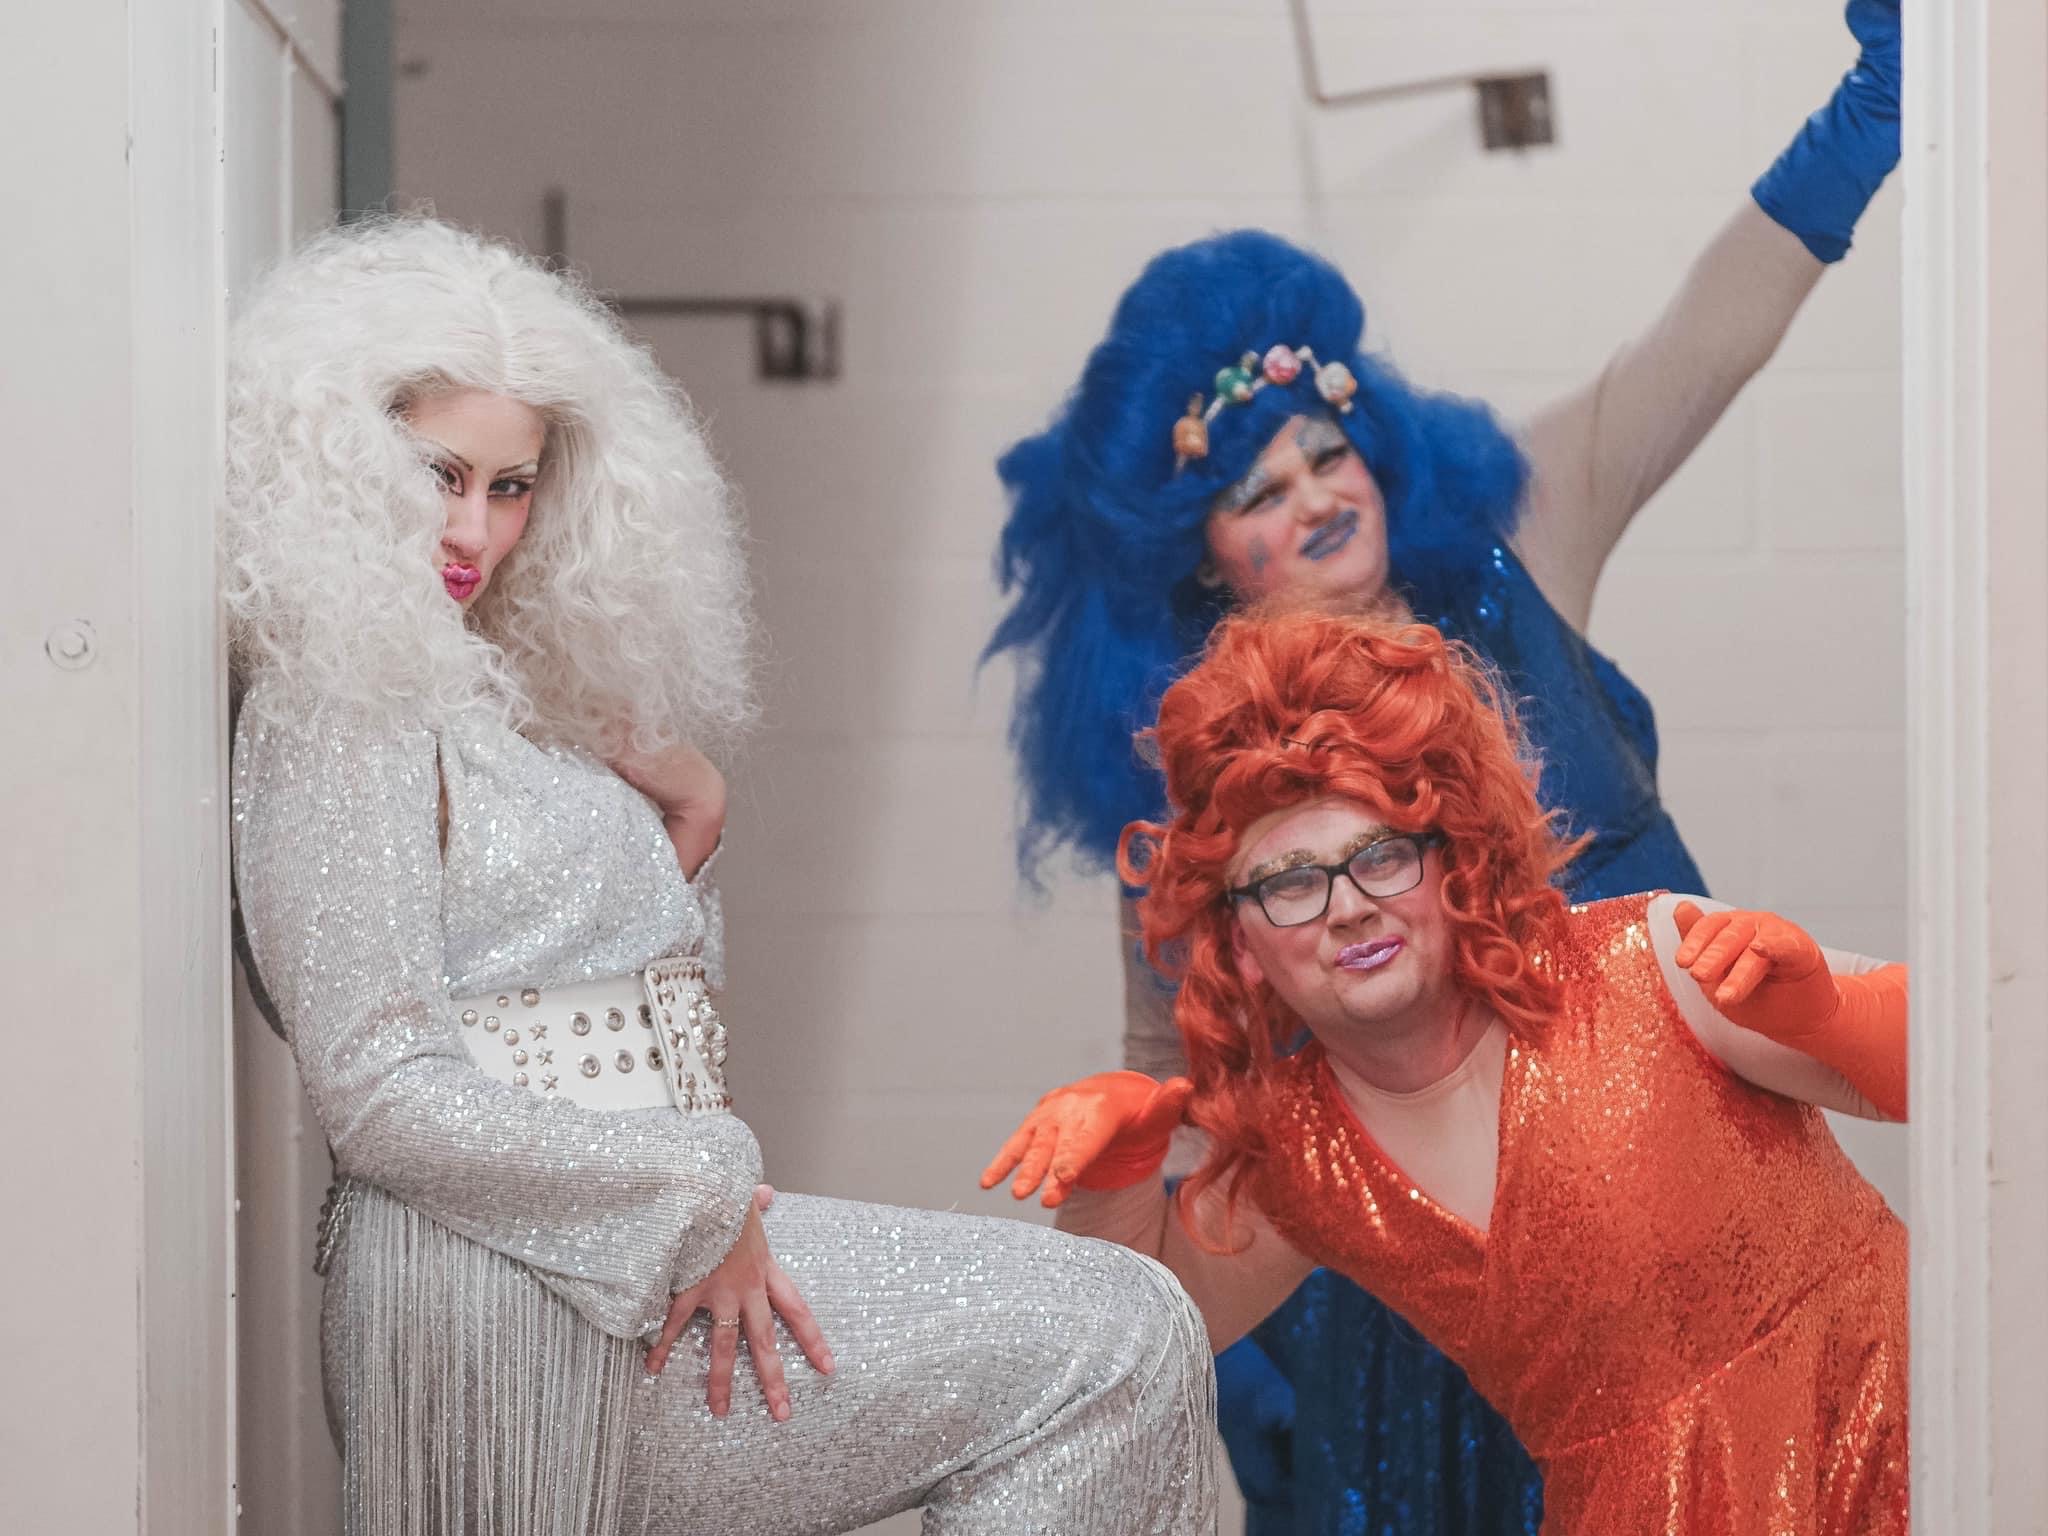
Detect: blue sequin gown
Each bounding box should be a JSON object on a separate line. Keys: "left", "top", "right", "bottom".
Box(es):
{"left": 1221, "top": 541, "right": 1707, "bottom": 1536}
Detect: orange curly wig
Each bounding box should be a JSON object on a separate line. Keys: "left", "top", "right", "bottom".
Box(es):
{"left": 1117, "top": 605, "right": 1581, "bottom": 1233}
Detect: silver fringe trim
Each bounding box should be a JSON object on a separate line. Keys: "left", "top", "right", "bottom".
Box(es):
{"left": 330, "top": 1187, "right": 643, "bottom": 1536}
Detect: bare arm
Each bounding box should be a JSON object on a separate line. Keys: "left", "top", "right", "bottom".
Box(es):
{"left": 611, "top": 740, "right": 727, "bottom": 880}
{"left": 983, "top": 1060, "right": 1314, "bottom": 1349}
{"left": 1056, "top": 1180, "right": 1316, "bottom": 1353}
{"left": 1647, "top": 891, "right": 1897, "bottom": 1120}
{"left": 1515, "top": 203, "right": 1823, "bottom": 629}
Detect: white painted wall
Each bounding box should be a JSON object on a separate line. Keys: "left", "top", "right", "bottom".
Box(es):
{"left": 224, "top": 3, "right": 347, "bottom": 1531}
{"left": 389, "top": 2, "right": 1904, "bottom": 1527}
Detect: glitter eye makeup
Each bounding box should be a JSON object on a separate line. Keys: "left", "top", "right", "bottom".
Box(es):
{"left": 1293, "top": 414, "right": 1352, "bottom": 462}
{"left": 1212, "top": 415, "right": 1356, "bottom": 523}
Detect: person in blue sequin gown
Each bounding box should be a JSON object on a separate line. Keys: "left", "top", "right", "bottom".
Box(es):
{"left": 984, "top": 6, "right": 1899, "bottom": 1529}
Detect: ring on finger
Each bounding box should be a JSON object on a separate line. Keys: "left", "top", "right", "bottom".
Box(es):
{"left": 711, "top": 1315, "right": 742, "bottom": 1329}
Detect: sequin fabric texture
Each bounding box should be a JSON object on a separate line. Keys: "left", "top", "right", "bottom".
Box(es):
{"left": 233, "top": 684, "right": 1218, "bottom": 1536}
{"left": 1250, "top": 895, "right": 1909, "bottom": 1535}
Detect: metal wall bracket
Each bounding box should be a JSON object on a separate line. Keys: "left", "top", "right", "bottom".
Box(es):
{"left": 1474, "top": 74, "right": 1553, "bottom": 151}
{"left": 543, "top": 188, "right": 841, "bottom": 382}
{"left": 1286, "top": 0, "right": 1555, "bottom": 151}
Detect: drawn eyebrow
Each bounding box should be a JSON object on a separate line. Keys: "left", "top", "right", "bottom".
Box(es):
{"left": 1240, "top": 848, "right": 1318, "bottom": 886}
{"left": 494, "top": 461, "right": 541, "bottom": 478}
{"left": 1340, "top": 827, "right": 1395, "bottom": 859}
{"left": 1212, "top": 462, "right": 1279, "bottom": 515}
{"left": 1238, "top": 825, "right": 1396, "bottom": 886}
{"left": 421, "top": 441, "right": 473, "bottom": 473}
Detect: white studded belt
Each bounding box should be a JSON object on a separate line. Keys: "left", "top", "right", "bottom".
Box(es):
{"left": 451, "top": 955, "right": 731, "bottom": 1114}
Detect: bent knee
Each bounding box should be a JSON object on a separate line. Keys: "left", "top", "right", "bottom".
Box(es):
{"left": 1062, "top": 1240, "right": 1210, "bottom": 1381}
{"left": 1125, "top": 1250, "right": 1210, "bottom": 1362}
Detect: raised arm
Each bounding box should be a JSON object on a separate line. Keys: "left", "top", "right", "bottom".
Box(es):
{"left": 1647, "top": 892, "right": 1906, "bottom": 1121}
{"left": 232, "top": 702, "right": 764, "bottom": 1340}
{"left": 1516, "top": 0, "right": 1901, "bottom": 629}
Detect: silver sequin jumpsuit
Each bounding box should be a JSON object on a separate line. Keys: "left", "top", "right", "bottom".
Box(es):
{"left": 231, "top": 683, "right": 1217, "bottom": 1536}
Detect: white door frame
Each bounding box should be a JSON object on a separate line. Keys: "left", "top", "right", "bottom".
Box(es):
{"left": 0, "top": 0, "right": 232, "bottom": 1530}
{"left": 1904, "top": 0, "right": 2048, "bottom": 1529}
{"left": 132, "top": 0, "right": 236, "bottom": 1527}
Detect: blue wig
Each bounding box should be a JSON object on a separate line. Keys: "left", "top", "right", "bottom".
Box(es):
{"left": 987, "top": 229, "right": 1530, "bottom": 879}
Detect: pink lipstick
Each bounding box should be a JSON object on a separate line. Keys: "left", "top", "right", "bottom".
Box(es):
{"left": 1336, "top": 937, "right": 1404, "bottom": 972}
{"left": 442, "top": 563, "right": 481, "bottom": 601}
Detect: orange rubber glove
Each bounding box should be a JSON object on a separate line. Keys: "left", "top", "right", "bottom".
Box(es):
{"left": 1673, "top": 900, "right": 1907, "bottom": 1120}
{"left": 979, "top": 1071, "right": 1194, "bottom": 1209}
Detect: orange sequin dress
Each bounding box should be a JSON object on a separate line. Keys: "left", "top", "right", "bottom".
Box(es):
{"left": 1249, "top": 895, "right": 1908, "bottom": 1535}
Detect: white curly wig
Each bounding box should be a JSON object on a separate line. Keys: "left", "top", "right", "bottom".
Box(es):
{"left": 223, "top": 215, "right": 754, "bottom": 756}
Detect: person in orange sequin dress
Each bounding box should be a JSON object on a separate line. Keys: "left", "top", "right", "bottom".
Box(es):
{"left": 985, "top": 606, "right": 1909, "bottom": 1536}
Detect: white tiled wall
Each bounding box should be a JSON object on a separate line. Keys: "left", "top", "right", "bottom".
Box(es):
{"left": 394, "top": 1, "right": 1904, "bottom": 1522}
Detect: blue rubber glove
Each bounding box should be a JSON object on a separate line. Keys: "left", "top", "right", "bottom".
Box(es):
{"left": 1751, "top": 0, "right": 1901, "bottom": 262}
{"left": 1213, "top": 1333, "right": 1297, "bottom": 1510}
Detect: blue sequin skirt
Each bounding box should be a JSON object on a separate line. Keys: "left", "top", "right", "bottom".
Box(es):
{"left": 1219, "top": 1269, "right": 1542, "bottom": 1535}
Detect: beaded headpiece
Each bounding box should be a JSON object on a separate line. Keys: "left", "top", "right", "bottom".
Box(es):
{"left": 1172, "top": 343, "right": 1358, "bottom": 470}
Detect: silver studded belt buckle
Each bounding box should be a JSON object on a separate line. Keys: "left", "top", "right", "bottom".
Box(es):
{"left": 643, "top": 956, "right": 732, "bottom": 1114}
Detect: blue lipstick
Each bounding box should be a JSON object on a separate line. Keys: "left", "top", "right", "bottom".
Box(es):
{"left": 1299, "top": 506, "right": 1360, "bottom": 562}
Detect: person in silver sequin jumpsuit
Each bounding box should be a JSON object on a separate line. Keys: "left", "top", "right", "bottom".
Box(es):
{"left": 224, "top": 215, "right": 1217, "bottom": 1536}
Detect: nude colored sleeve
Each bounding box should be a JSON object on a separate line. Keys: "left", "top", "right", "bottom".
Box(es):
{"left": 1120, "top": 895, "right": 1190, "bottom": 1079}
{"left": 1516, "top": 202, "right": 1825, "bottom": 629}
{"left": 1645, "top": 892, "right": 1894, "bottom": 1121}
{"left": 1056, "top": 1180, "right": 1317, "bottom": 1354}
{"left": 1118, "top": 895, "right": 1212, "bottom": 1177}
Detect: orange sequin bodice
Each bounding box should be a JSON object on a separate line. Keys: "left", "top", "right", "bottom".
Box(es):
{"left": 1251, "top": 895, "right": 1907, "bottom": 1535}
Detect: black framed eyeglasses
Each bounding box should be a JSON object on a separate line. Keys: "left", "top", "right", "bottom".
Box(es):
{"left": 1226, "top": 832, "right": 1443, "bottom": 928}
